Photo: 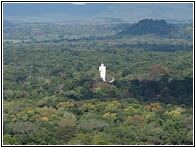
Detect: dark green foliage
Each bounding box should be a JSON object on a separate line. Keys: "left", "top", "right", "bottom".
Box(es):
{"left": 120, "top": 19, "right": 176, "bottom": 36}
{"left": 56, "top": 125, "right": 77, "bottom": 143}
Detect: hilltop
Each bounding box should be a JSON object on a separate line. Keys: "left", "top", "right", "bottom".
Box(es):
{"left": 119, "top": 19, "right": 176, "bottom": 36}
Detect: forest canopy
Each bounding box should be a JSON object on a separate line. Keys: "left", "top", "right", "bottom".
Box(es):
{"left": 3, "top": 19, "right": 193, "bottom": 145}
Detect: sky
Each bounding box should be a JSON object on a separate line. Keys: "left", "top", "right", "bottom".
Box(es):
{"left": 3, "top": 2, "right": 193, "bottom": 23}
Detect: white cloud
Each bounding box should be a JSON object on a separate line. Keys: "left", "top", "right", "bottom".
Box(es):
{"left": 71, "top": 3, "right": 87, "bottom": 5}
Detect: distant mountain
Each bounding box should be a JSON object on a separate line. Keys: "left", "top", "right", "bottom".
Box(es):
{"left": 3, "top": 2, "right": 193, "bottom": 23}
{"left": 3, "top": 20, "right": 15, "bottom": 27}
{"left": 119, "top": 19, "right": 176, "bottom": 36}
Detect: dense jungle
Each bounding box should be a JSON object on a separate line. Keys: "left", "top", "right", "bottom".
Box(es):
{"left": 3, "top": 18, "right": 193, "bottom": 145}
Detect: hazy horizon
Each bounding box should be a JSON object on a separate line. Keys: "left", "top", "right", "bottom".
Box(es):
{"left": 3, "top": 2, "right": 193, "bottom": 23}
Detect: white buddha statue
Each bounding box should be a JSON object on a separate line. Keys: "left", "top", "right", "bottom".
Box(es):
{"left": 99, "top": 61, "right": 106, "bottom": 81}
